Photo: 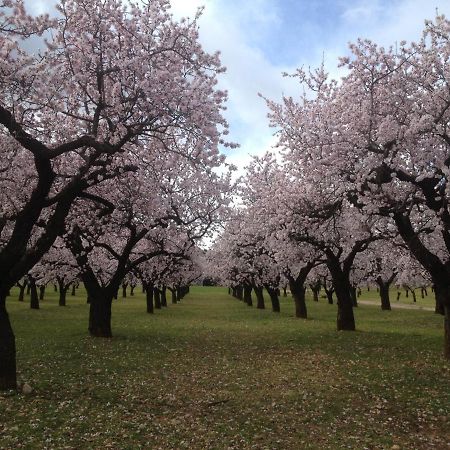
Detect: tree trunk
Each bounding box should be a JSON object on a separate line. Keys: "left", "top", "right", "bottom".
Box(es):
{"left": 435, "top": 293, "right": 445, "bottom": 315}
{"left": 130, "top": 285, "right": 135, "bottom": 296}
{"left": 289, "top": 281, "right": 307, "bottom": 319}
{"left": 350, "top": 286, "right": 358, "bottom": 307}
{"left": 88, "top": 296, "right": 113, "bottom": 337}
{"left": 283, "top": 286, "right": 287, "bottom": 297}
{"left": 327, "top": 261, "right": 355, "bottom": 331}
{"left": 378, "top": 282, "right": 391, "bottom": 310}
{"left": 161, "top": 287, "right": 167, "bottom": 307}
{"left": 54, "top": 283, "right": 58, "bottom": 292}
{"left": 325, "top": 288, "right": 334, "bottom": 305}
{"left": 445, "top": 305, "right": 450, "bottom": 360}
{"left": 312, "top": 288, "right": 319, "bottom": 302}
{"left": 146, "top": 283, "right": 154, "bottom": 314}
{"left": 39, "top": 285, "right": 45, "bottom": 301}
{"left": 18, "top": 281, "right": 27, "bottom": 302}
{"left": 154, "top": 288, "right": 161, "bottom": 309}
{"left": 243, "top": 285, "right": 253, "bottom": 306}
{"left": 171, "top": 289, "right": 177, "bottom": 304}
{"left": 236, "top": 285, "right": 243, "bottom": 301}
{"left": 0, "top": 292, "right": 17, "bottom": 390}
{"left": 254, "top": 286, "right": 265, "bottom": 309}
{"left": 265, "top": 286, "right": 280, "bottom": 312}
{"left": 29, "top": 277, "right": 39, "bottom": 310}
{"left": 71, "top": 284, "right": 77, "bottom": 296}
{"left": 122, "top": 283, "right": 127, "bottom": 298}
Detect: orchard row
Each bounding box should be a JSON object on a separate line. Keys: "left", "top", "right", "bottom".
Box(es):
{"left": 207, "top": 16, "right": 450, "bottom": 361}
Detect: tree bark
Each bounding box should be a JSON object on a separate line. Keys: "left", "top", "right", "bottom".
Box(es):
{"left": 265, "top": 286, "right": 280, "bottom": 312}
{"left": 161, "top": 287, "right": 167, "bottom": 307}
{"left": 154, "top": 288, "right": 161, "bottom": 309}
{"left": 18, "top": 280, "right": 27, "bottom": 302}
{"left": 171, "top": 288, "right": 177, "bottom": 304}
{"left": 29, "top": 277, "right": 39, "bottom": 310}
{"left": 122, "top": 283, "right": 128, "bottom": 298}
{"left": 243, "top": 284, "right": 253, "bottom": 306}
{"left": 379, "top": 283, "right": 391, "bottom": 310}
{"left": 0, "top": 292, "right": 17, "bottom": 390}
{"left": 145, "top": 283, "right": 154, "bottom": 314}
{"left": 58, "top": 279, "right": 69, "bottom": 307}
{"left": 350, "top": 286, "right": 358, "bottom": 307}
{"left": 71, "top": 284, "right": 77, "bottom": 296}
{"left": 88, "top": 295, "right": 113, "bottom": 337}
{"left": 130, "top": 284, "right": 135, "bottom": 296}
{"left": 39, "top": 285, "right": 45, "bottom": 301}
{"left": 327, "top": 259, "right": 355, "bottom": 331}
{"left": 254, "top": 286, "right": 265, "bottom": 309}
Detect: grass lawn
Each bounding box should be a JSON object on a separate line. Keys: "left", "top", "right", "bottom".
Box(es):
{"left": 0, "top": 286, "right": 449, "bottom": 449}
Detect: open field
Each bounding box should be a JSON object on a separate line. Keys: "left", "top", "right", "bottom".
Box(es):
{"left": 1, "top": 286, "right": 449, "bottom": 449}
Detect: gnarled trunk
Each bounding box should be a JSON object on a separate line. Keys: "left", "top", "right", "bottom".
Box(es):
{"left": 289, "top": 279, "right": 307, "bottom": 319}
{"left": 39, "top": 285, "right": 45, "bottom": 301}
{"left": 161, "top": 287, "right": 167, "bottom": 307}
{"left": 243, "top": 284, "right": 253, "bottom": 306}
{"left": 88, "top": 295, "right": 113, "bottom": 337}
{"left": 327, "top": 261, "right": 355, "bottom": 331}
{"left": 265, "top": 286, "right": 280, "bottom": 312}
{"left": 154, "top": 288, "right": 161, "bottom": 309}
{"left": 145, "top": 283, "right": 154, "bottom": 314}
{"left": 254, "top": 286, "right": 265, "bottom": 310}
{"left": 29, "top": 277, "right": 39, "bottom": 310}
{"left": 0, "top": 292, "right": 17, "bottom": 390}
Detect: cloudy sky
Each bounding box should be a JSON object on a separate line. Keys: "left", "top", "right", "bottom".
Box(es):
{"left": 27, "top": 0, "right": 450, "bottom": 170}
{"left": 169, "top": 0, "right": 450, "bottom": 170}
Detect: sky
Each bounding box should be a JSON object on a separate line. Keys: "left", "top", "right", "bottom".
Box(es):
{"left": 25, "top": 0, "right": 450, "bottom": 172}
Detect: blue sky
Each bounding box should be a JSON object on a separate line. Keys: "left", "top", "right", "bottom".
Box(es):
{"left": 170, "top": 0, "right": 450, "bottom": 171}
{"left": 27, "top": 0, "right": 450, "bottom": 171}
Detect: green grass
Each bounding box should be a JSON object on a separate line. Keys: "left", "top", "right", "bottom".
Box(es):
{"left": 1, "top": 286, "right": 449, "bottom": 449}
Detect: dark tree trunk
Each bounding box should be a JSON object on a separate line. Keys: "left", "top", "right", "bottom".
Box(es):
{"left": 161, "top": 287, "right": 167, "bottom": 307}
{"left": 122, "top": 283, "right": 128, "bottom": 298}
{"left": 396, "top": 291, "right": 401, "bottom": 301}
{"left": 350, "top": 286, "right": 358, "bottom": 307}
{"left": 29, "top": 277, "right": 39, "bottom": 310}
{"left": 228, "top": 287, "right": 231, "bottom": 295}
{"left": 26, "top": 284, "right": 31, "bottom": 295}
{"left": 312, "top": 288, "right": 319, "bottom": 302}
{"left": 59, "top": 287, "right": 67, "bottom": 307}
{"left": 88, "top": 296, "right": 113, "bottom": 337}
{"left": 327, "top": 260, "right": 355, "bottom": 331}
{"left": 236, "top": 285, "right": 243, "bottom": 301}
{"left": 71, "top": 284, "right": 77, "bottom": 296}
{"left": 54, "top": 283, "right": 58, "bottom": 292}
{"left": 39, "top": 285, "right": 45, "bottom": 301}
{"left": 243, "top": 285, "right": 253, "bottom": 306}
{"left": 0, "top": 292, "right": 17, "bottom": 390}
{"left": 18, "top": 280, "right": 27, "bottom": 302}
{"left": 154, "top": 288, "right": 161, "bottom": 309}
{"left": 324, "top": 287, "right": 334, "bottom": 305}
{"left": 145, "top": 283, "right": 154, "bottom": 314}
{"left": 283, "top": 286, "right": 287, "bottom": 297}
{"left": 291, "top": 285, "right": 307, "bottom": 318}
{"left": 376, "top": 272, "right": 396, "bottom": 311}
{"left": 265, "top": 286, "right": 280, "bottom": 312}
{"left": 171, "top": 289, "right": 177, "bottom": 304}
{"left": 254, "top": 286, "right": 265, "bottom": 310}
{"left": 435, "top": 285, "right": 445, "bottom": 315}
{"left": 379, "top": 283, "right": 391, "bottom": 310}
{"left": 130, "top": 284, "right": 135, "bottom": 296}
{"left": 445, "top": 306, "right": 450, "bottom": 360}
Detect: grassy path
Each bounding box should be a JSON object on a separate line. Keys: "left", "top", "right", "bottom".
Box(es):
{"left": 0, "top": 286, "right": 449, "bottom": 449}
